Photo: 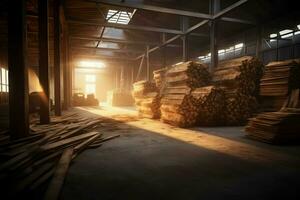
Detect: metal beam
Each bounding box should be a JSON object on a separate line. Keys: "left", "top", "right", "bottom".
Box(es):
{"left": 68, "top": 19, "right": 183, "bottom": 35}
{"left": 221, "top": 17, "right": 255, "bottom": 25}
{"left": 146, "top": 45, "right": 150, "bottom": 81}
{"left": 213, "top": 0, "right": 248, "bottom": 19}
{"left": 70, "top": 46, "right": 144, "bottom": 54}
{"left": 70, "top": 36, "right": 182, "bottom": 47}
{"left": 88, "top": 0, "right": 252, "bottom": 25}
{"left": 210, "top": 0, "right": 220, "bottom": 71}
{"left": 89, "top": 0, "right": 213, "bottom": 19}
{"left": 72, "top": 54, "right": 134, "bottom": 61}
{"left": 38, "top": 0, "right": 50, "bottom": 124}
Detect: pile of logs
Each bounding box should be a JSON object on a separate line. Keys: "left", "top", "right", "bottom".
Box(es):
{"left": 212, "top": 56, "right": 264, "bottom": 125}
{"left": 160, "top": 61, "right": 211, "bottom": 127}
{"left": 132, "top": 81, "right": 160, "bottom": 119}
{"left": 191, "top": 86, "right": 227, "bottom": 126}
{"left": 246, "top": 89, "right": 300, "bottom": 144}
{"left": 259, "top": 60, "right": 300, "bottom": 111}
{"left": 0, "top": 113, "right": 120, "bottom": 199}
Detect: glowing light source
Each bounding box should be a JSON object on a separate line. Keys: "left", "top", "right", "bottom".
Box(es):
{"left": 174, "top": 62, "right": 184, "bottom": 65}
{"left": 78, "top": 61, "right": 106, "bottom": 69}
{"left": 106, "top": 9, "right": 136, "bottom": 25}
{"left": 270, "top": 33, "right": 277, "bottom": 38}
{"left": 235, "top": 43, "right": 244, "bottom": 49}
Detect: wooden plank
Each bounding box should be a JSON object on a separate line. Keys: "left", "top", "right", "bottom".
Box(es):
{"left": 40, "top": 131, "right": 99, "bottom": 151}
{"left": 44, "top": 148, "right": 74, "bottom": 200}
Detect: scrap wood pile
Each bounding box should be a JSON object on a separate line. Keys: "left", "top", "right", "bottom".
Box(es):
{"left": 132, "top": 80, "right": 160, "bottom": 119}
{"left": 212, "top": 56, "right": 264, "bottom": 125}
{"left": 191, "top": 86, "right": 226, "bottom": 126}
{"left": 259, "top": 60, "right": 300, "bottom": 111}
{"left": 160, "top": 61, "right": 211, "bottom": 127}
{"left": 246, "top": 89, "right": 300, "bottom": 144}
{"left": 0, "top": 113, "right": 120, "bottom": 199}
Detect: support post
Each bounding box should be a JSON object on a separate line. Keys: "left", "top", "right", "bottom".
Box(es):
{"left": 8, "top": 0, "right": 29, "bottom": 138}
{"left": 146, "top": 45, "right": 150, "bottom": 81}
{"left": 54, "top": 0, "right": 61, "bottom": 116}
{"left": 209, "top": 0, "right": 220, "bottom": 71}
{"left": 181, "top": 16, "right": 189, "bottom": 62}
{"left": 38, "top": 0, "right": 50, "bottom": 124}
{"left": 255, "top": 25, "right": 262, "bottom": 58}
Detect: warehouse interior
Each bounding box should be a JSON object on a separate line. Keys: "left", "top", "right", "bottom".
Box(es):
{"left": 1, "top": 0, "right": 300, "bottom": 199}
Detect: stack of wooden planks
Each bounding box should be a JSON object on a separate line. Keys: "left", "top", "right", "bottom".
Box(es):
{"left": 160, "top": 61, "right": 211, "bottom": 127}
{"left": 212, "top": 56, "right": 264, "bottom": 125}
{"left": 107, "top": 89, "right": 134, "bottom": 106}
{"left": 153, "top": 67, "right": 167, "bottom": 89}
{"left": 246, "top": 89, "right": 300, "bottom": 144}
{"left": 132, "top": 81, "right": 160, "bottom": 119}
{"left": 259, "top": 60, "right": 300, "bottom": 111}
{"left": 191, "top": 86, "right": 227, "bottom": 126}
{"left": 0, "top": 113, "right": 120, "bottom": 199}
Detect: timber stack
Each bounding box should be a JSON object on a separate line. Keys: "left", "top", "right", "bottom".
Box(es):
{"left": 153, "top": 67, "right": 167, "bottom": 90}
{"left": 246, "top": 89, "right": 300, "bottom": 143}
{"left": 160, "top": 61, "right": 211, "bottom": 127}
{"left": 191, "top": 86, "right": 227, "bottom": 126}
{"left": 132, "top": 80, "right": 160, "bottom": 119}
{"left": 259, "top": 59, "right": 300, "bottom": 111}
{"left": 212, "top": 56, "right": 264, "bottom": 125}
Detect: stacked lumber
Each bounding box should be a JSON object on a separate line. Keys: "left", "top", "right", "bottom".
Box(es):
{"left": 212, "top": 56, "right": 264, "bottom": 125}
{"left": 153, "top": 67, "right": 167, "bottom": 89}
{"left": 0, "top": 113, "right": 120, "bottom": 199}
{"left": 160, "top": 61, "right": 211, "bottom": 127}
{"left": 246, "top": 89, "right": 300, "bottom": 144}
{"left": 165, "top": 61, "right": 211, "bottom": 88}
{"left": 132, "top": 81, "right": 160, "bottom": 119}
{"left": 191, "top": 86, "right": 226, "bottom": 126}
{"left": 259, "top": 60, "right": 300, "bottom": 111}
{"left": 107, "top": 89, "right": 134, "bottom": 106}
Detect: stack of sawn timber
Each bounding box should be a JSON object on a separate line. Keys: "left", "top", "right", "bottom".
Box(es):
{"left": 153, "top": 67, "right": 167, "bottom": 90}
{"left": 0, "top": 113, "right": 120, "bottom": 199}
{"left": 259, "top": 59, "right": 300, "bottom": 111}
{"left": 212, "top": 56, "right": 264, "bottom": 125}
{"left": 160, "top": 61, "right": 211, "bottom": 127}
{"left": 191, "top": 86, "right": 227, "bottom": 126}
{"left": 246, "top": 86, "right": 300, "bottom": 144}
{"left": 132, "top": 80, "right": 160, "bottom": 119}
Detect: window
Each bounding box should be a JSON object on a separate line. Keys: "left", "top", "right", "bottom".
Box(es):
{"left": 85, "top": 74, "right": 96, "bottom": 95}
{"left": 106, "top": 9, "right": 136, "bottom": 25}
{"left": 0, "top": 68, "right": 9, "bottom": 92}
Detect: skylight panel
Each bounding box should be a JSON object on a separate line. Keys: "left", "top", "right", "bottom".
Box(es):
{"left": 106, "top": 9, "right": 136, "bottom": 25}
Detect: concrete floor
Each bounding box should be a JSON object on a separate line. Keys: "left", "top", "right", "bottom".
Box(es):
{"left": 61, "top": 105, "right": 300, "bottom": 200}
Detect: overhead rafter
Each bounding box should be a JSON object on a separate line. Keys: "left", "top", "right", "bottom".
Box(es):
{"left": 70, "top": 46, "right": 144, "bottom": 54}
{"left": 87, "top": 0, "right": 213, "bottom": 19}
{"left": 68, "top": 19, "right": 184, "bottom": 35}
{"left": 135, "top": 0, "right": 249, "bottom": 59}
{"left": 69, "top": 36, "right": 182, "bottom": 47}
{"left": 88, "top": 0, "right": 255, "bottom": 25}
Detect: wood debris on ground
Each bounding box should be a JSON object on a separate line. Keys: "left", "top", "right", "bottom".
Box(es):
{"left": 0, "top": 112, "right": 120, "bottom": 199}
